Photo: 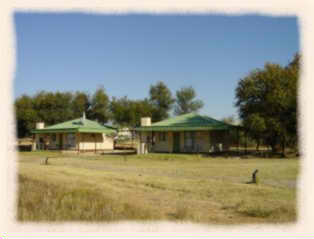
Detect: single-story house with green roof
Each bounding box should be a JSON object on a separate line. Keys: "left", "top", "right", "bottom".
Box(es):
{"left": 135, "top": 113, "right": 236, "bottom": 154}
{"left": 31, "top": 115, "right": 117, "bottom": 153}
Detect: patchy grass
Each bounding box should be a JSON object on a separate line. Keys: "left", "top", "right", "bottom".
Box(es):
{"left": 17, "top": 175, "right": 155, "bottom": 221}
{"left": 17, "top": 152, "right": 299, "bottom": 223}
{"left": 19, "top": 150, "right": 65, "bottom": 158}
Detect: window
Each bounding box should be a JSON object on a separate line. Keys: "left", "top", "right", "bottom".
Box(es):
{"left": 67, "top": 133, "right": 76, "bottom": 147}
{"left": 51, "top": 134, "right": 56, "bottom": 142}
{"left": 184, "top": 131, "right": 195, "bottom": 149}
{"left": 159, "top": 132, "right": 167, "bottom": 142}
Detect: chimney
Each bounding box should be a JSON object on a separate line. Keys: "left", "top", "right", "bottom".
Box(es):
{"left": 141, "top": 117, "right": 151, "bottom": 126}
{"left": 81, "top": 112, "right": 86, "bottom": 125}
{"left": 36, "top": 122, "right": 45, "bottom": 129}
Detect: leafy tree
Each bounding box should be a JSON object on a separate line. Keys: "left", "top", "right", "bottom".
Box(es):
{"left": 284, "top": 53, "right": 299, "bottom": 150}
{"left": 243, "top": 113, "right": 266, "bottom": 151}
{"left": 53, "top": 91, "right": 74, "bottom": 122}
{"left": 149, "top": 81, "right": 175, "bottom": 122}
{"left": 72, "top": 91, "right": 90, "bottom": 118}
{"left": 32, "top": 91, "right": 73, "bottom": 126}
{"left": 174, "top": 86, "right": 204, "bottom": 115}
{"left": 15, "top": 95, "right": 37, "bottom": 137}
{"left": 110, "top": 96, "right": 133, "bottom": 127}
{"left": 220, "top": 115, "right": 250, "bottom": 148}
{"left": 235, "top": 54, "right": 299, "bottom": 156}
{"left": 15, "top": 91, "right": 74, "bottom": 136}
{"left": 89, "top": 86, "right": 110, "bottom": 124}
{"left": 132, "top": 99, "right": 155, "bottom": 127}
{"left": 110, "top": 96, "right": 154, "bottom": 127}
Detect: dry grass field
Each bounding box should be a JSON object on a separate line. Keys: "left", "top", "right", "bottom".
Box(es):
{"left": 17, "top": 151, "right": 299, "bottom": 224}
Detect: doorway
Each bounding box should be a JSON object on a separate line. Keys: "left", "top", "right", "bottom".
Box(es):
{"left": 173, "top": 132, "right": 180, "bottom": 153}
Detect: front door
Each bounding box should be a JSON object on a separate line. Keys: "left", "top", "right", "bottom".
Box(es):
{"left": 173, "top": 132, "right": 180, "bottom": 153}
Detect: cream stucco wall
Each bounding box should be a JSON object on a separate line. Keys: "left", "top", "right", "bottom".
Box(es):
{"left": 151, "top": 130, "right": 230, "bottom": 153}
{"left": 34, "top": 133, "right": 56, "bottom": 150}
{"left": 78, "top": 133, "right": 114, "bottom": 151}
{"left": 194, "top": 131, "right": 211, "bottom": 152}
{"left": 33, "top": 132, "right": 114, "bottom": 151}
{"left": 138, "top": 131, "right": 153, "bottom": 154}
{"left": 153, "top": 132, "right": 173, "bottom": 153}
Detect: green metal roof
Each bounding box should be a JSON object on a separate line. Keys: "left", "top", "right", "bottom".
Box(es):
{"left": 31, "top": 118, "right": 117, "bottom": 134}
{"left": 135, "top": 113, "right": 235, "bottom": 132}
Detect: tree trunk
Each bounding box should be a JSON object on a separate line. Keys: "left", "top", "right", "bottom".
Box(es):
{"left": 270, "top": 140, "right": 280, "bottom": 154}
{"left": 270, "top": 143, "right": 277, "bottom": 153}
{"left": 281, "top": 137, "right": 286, "bottom": 158}
{"left": 269, "top": 135, "right": 280, "bottom": 154}
{"left": 256, "top": 138, "right": 260, "bottom": 152}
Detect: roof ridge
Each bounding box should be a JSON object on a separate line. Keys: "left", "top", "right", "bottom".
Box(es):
{"left": 44, "top": 118, "right": 80, "bottom": 129}
{"left": 200, "top": 115, "right": 234, "bottom": 126}
{"left": 32, "top": 117, "right": 118, "bottom": 134}
{"left": 151, "top": 112, "right": 197, "bottom": 126}
{"left": 44, "top": 117, "right": 105, "bottom": 129}
{"left": 136, "top": 112, "right": 234, "bottom": 131}
{"left": 200, "top": 114, "right": 224, "bottom": 123}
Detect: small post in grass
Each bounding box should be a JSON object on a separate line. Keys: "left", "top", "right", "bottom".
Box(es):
{"left": 246, "top": 169, "right": 259, "bottom": 184}
{"left": 252, "top": 169, "right": 259, "bottom": 184}
{"left": 40, "top": 157, "right": 49, "bottom": 165}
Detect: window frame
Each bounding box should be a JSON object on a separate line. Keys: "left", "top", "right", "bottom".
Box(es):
{"left": 67, "top": 133, "right": 76, "bottom": 147}
{"left": 159, "top": 132, "right": 167, "bottom": 142}
{"left": 184, "top": 131, "right": 195, "bottom": 149}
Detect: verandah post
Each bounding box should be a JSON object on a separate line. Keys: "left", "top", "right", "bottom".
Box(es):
{"left": 237, "top": 127, "right": 239, "bottom": 155}
{"left": 77, "top": 132, "right": 80, "bottom": 154}
{"left": 245, "top": 130, "right": 248, "bottom": 155}
{"left": 151, "top": 131, "right": 154, "bottom": 153}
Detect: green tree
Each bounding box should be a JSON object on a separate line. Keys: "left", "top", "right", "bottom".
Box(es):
{"left": 89, "top": 86, "right": 110, "bottom": 124}
{"left": 235, "top": 54, "right": 299, "bottom": 156}
{"left": 110, "top": 96, "right": 154, "bottom": 127}
{"left": 110, "top": 96, "right": 133, "bottom": 127}
{"left": 174, "top": 86, "right": 204, "bottom": 115}
{"left": 72, "top": 91, "right": 90, "bottom": 118}
{"left": 149, "top": 81, "right": 175, "bottom": 122}
{"left": 284, "top": 53, "right": 299, "bottom": 150}
{"left": 15, "top": 91, "right": 74, "bottom": 136}
{"left": 15, "top": 95, "right": 37, "bottom": 137}
{"left": 133, "top": 99, "right": 155, "bottom": 127}
{"left": 243, "top": 113, "right": 266, "bottom": 151}
{"left": 53, "top": 91, "right": 74, "bottom": 122}
{"left": 32, "top": 91, "right": 73, "bottom": 126}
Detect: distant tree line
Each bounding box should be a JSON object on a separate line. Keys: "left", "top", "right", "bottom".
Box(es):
{"left": 235, "top": 53, "right": 299, "bottom": 156}
{"left": 15, "top": 53, "right": 299, "bottom": 156}
{"left": 15, "top": 83, "right": 204, "bottom": 138}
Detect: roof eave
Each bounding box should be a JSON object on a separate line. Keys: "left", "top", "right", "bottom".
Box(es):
{"left": 32, "top": 128, "right": 117, "bottom": 134}
{"left": 134, "top": 126, "right": 232, "bottom": 132}
{"left": 78, "top": 128, "right": 117, "bottom": 134}
{"left": 31, "top": 128, "right": 78, "bottom": 134}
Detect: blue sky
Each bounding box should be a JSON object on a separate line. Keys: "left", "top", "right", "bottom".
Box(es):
{"left": 14, "top": 13, "right": 299, "bottom": 120}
